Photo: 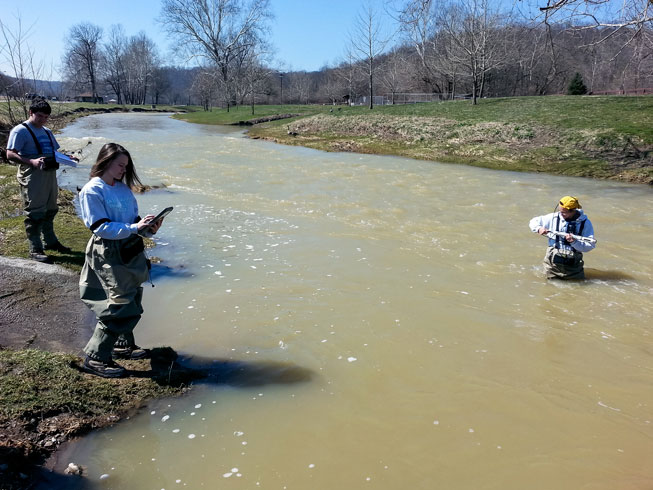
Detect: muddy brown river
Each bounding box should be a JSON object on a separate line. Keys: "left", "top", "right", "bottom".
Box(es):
{"left": 52, "top": 112, "right": 653, "bottom": 489}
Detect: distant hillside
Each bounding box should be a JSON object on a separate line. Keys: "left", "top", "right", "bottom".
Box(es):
{"left": 32, "top": 79, "right": 64, "bottom": 97}
{"left": 0, "top": 75, "right": 64, "bottom": 98}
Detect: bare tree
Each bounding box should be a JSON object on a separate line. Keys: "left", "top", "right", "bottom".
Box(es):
{"left": 396, "top": 0, "right": 445, "bottom": 91}
{"left": 378, "top": 48, "right": 411, "bottom": 103}
{"left": 350, "top": 2, "right": 392, "bottom": 109}
{"left": 0, "top": 16, "right": 44, "bottom": 125}
{"left": 191, "top": 66, "right": 220, "bottom": 110}
{"left": 159, "top": 0, "right": 272, "bottom": 111}
{"left": 319, "top": 68, "right": 345, "bottom": 105}
{"left": 335, "top": 49, "right": 362, "bottom": 106}
{"left": 537, "top": 0, "right": 652, "bottom": 43}
{"left": 151, "top": 67, "right": 172, "bottom": 104}
{"left": 287, "top": 72, "right": 313, "bottom": 104}
{"left": 102, "top": 25, "right": 128, "bottom": 104}
{"left": 439, "top": 0, "right": 509, "bottom": 104}
{"left": 242, "top": 54, "right": 271, "bottom": 113}
{"left": 122, "top": 33, "right": 159, "bottom": 105}
{"left": 63, "top": 23, "right": 104, "bottom": 102}
{"left": 531, "top": 0, "right": 652, "bottom": 91}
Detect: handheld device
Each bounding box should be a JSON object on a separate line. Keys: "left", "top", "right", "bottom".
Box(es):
{"left": 143, "top": 206, "right": 173, "bottom": 233}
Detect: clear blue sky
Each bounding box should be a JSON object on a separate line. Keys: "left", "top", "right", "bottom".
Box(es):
{"left": 0, "top": 0, "right": 399, "bottom": 80}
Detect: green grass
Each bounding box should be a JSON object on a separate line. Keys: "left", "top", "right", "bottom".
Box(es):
{"left": 0, "top": 164, "right": 90, "bottom": 271}
{"left": 173, "top": 103, "right": 326, "bottom": 125}
{"left": 174, "top": 96, "right": 653, "bottom": 143}
{"left": 375, "top": 96, "right": 653, "bottom": 141}
{"left": 0, "top": 349, "right": 185, "bottom": 421}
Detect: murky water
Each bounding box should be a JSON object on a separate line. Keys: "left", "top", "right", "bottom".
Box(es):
{"left": 53, "top": 113, "right": 653, "bottom": 489}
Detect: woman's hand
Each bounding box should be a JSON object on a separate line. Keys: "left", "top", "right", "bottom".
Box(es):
{"left": 148, "top": 217, "right": 163, "bottom": 234}
{"left": 136, "top": 215, "right": 163, "bottom": 234}
{"left": 137, "top": 215, "right": 156, "bottom": 231}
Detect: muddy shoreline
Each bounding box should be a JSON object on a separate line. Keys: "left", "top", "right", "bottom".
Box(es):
{"left": 0, "top": 255, "right": 199, "bottom": 489}
{"left": 0, "top": 256, "right": 94, "bottom": 354}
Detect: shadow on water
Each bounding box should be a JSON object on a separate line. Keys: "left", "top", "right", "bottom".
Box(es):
{"left": 71, "top": 347, "right": 314, "bottom": 389}
{"left": 175, "top": 354, "right": 314, "bottom": 387}
{"left": 584, "top": 268, "right": 638, "bottom": 281}
{"left": 134, "top": 348, "right": 313, "bottom": 388}
{"left": 148, "top": 263, "right": 194, "bottom": 281}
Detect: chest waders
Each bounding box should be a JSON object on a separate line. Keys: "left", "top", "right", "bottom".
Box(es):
{"left": 80, "top": 233, "right": 149, "bottom": 362}
{"left": 543, "top": 214, "right": 586, "bottom": 280}
{"left": 19, "top": 124, "right": 60, "bottom": 252}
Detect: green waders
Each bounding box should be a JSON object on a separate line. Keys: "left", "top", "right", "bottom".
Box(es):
{"left": 80, "top": 234, "right": 149, "bottom": 362}
{"left": 17, "top": 164, "right": 59, "bottom": 252}
{"left": 543, "top": 246, "right": 585, "bottom": 280}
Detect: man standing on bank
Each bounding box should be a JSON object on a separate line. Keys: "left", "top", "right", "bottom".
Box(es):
{"left": 6, "top": 98, "right": 74, "bottom": 263}
{"left": 529, "top": 196, "right": 596, "bottom": 280}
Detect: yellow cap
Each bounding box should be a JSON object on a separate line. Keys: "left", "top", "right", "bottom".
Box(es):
{"left": 559, "top": 196, "right": 581, "bottom": 209}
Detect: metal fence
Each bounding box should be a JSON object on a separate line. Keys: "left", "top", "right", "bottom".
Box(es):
{"left": 352, "top": 93, "right": 470, "bottom": 106}
{"left": 590, "top": 87, "right": 652, "bottom": 96}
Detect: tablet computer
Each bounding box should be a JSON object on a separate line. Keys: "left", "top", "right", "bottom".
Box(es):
{"left": 143, "top": 206, "right": 173, "bottom": 232}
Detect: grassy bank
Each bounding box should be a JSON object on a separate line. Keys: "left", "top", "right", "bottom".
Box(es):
{"left": 0, "top": 348, "right": 194, "bottom": 488}
{"left": 175, "top": 95, "right": 653, "bottom": 184}
{"left": 0, "top": 163, "right": 90, "bottom": 271}
{"left": 172, "top": 103, "right": 322, "bottom": 125}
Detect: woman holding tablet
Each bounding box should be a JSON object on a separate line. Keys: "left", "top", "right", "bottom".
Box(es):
{"left": 78, "top": 143, "right": 165, "bottom": 378}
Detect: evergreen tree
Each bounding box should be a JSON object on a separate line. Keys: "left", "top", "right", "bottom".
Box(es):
{"left": 567, "top": 72, "right": 588, "bottom": 95}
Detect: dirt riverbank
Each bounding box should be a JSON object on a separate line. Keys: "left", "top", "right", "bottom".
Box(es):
{"left": 0, "top": 105, "right": 193, "bottom": 488}
{"left": 248, "top": 112, "right": 653, "bottom": 185}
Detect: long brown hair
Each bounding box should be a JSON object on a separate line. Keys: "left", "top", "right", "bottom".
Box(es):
{"left": 90, "top": 143, "right": 143, "bottom": 190}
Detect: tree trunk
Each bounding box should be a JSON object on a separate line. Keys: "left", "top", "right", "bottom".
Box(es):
{"left": 369, "top": 63, "right": 374, "bottom": 110}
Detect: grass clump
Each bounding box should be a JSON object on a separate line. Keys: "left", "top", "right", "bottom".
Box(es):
{"left": 0, "top": 349, "right": 184, "bottom": 422}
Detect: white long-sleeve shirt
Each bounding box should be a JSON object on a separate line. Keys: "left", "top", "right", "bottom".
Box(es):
{"left": 79, "top": 177, "right": 141, "bottom": 240}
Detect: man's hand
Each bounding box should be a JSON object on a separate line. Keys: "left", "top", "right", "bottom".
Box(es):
{"left": 6, "top": 149, "right": 42, "bottom": 168}
{"left": 537, "top": 226, "right": 549, "bottom": 235}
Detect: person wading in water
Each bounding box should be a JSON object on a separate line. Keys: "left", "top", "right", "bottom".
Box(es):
{"left": 529, "top": 196, "right": 596, "bottom": 280}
